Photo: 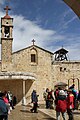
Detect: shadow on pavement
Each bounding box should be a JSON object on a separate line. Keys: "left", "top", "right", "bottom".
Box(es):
{"left": 73, "top": 112, "right": 80, "bottom": 114}
{"left": 42, "top": 118, "right": 56, "bottom": 120}
{"left": 20, "top": 109, "right": 31, "bottom": 113}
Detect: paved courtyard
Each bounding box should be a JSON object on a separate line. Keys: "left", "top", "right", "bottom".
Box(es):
{"left": 8, "top": 105, "right": 55, "bottom": 120}
{"left": 8, "top": 105, "right": 80, "bottom": 120}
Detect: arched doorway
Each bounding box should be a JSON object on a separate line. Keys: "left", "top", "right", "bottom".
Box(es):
{"left": 68, "top": 77, "right": 80, "bottom": 91}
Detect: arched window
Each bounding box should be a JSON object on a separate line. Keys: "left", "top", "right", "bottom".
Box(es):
{"left": 30, "top": 48, "right": 37, "bottom": 64}
{"left": 4, "top": 26, "right": 10, "bottom": 38}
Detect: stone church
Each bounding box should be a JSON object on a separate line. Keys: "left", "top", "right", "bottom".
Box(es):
{"left": 0, "top": 6, "right": 80, "bottom": 105}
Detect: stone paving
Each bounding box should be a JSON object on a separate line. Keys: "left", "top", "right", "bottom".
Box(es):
{"left": 8, "top": 105, "right": 55, "bottom": 120}
{"left": 39, "top": 108, "right": 80, "bottom": 120}
{"left": 8, "top": 104, "right": 80, "bottom": 120}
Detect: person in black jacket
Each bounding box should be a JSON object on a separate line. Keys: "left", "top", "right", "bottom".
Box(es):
{"left": 30, "top": 90, "right": 39, "bottom": 113}
{"left": 0, "top": 92, "right": 8, "bottom": 120}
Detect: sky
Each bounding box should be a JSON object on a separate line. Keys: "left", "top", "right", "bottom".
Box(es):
{"left": 0, "top": 0, "right": 80, "bottom": 60}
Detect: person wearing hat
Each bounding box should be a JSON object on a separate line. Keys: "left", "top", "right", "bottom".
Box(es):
{"left": 55, "top": 90, "right": 67, "bottom": 120}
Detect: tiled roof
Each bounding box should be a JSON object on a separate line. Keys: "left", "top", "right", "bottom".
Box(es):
{"left": 3, "top": 15, "right": 11, "bottom": 19}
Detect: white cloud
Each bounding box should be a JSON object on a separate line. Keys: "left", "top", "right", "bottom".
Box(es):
{"left": 57, "top": 9, "right": 77, "bottom": 31}
{"left": 63, "top": 15, "right": 77, "bottom": 27}
{"left": 62, "top": 35, "right": 80, "bottom": 60}
{"left": 68, "top": 47, "right": 80, "bottom": 60}
{"left": 12, "top": 14, "right": 56, "bottom": 51}
{"left": 0, "top": 8, "right": 80, "bottom": 60}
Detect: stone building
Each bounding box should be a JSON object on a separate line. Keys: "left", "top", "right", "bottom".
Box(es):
{"left": 0, "top": 6, "right": 80, "bottom": 105}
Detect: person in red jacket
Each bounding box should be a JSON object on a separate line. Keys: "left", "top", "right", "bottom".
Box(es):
{"left": 55, "top": 90, "right": 67, "bottom": 120}
{"left": 67, "top": 89, "right": 74, "bottom": 120}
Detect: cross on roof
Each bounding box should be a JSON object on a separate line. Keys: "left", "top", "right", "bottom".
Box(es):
{"left": 32, "top": 39, "right": 35, "bottom": 45}
{"left": 4, "top": 6, "right": 11, "bottom": 15}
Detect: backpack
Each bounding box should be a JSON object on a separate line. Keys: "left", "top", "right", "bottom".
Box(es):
{"left": 56, "top": 99, "right": 67, "bottom": 112}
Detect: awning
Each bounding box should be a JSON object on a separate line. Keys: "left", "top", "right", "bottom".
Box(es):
{"left": 55, "top": 82, "right": 68, "bottom": 87}
{"left": 0, "top": 72, "right": 36, "bottom": 81}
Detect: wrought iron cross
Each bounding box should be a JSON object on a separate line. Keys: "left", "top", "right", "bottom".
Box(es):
{"left": 32, "top": 39, "right": 35, "bottom": 45}
{"left": 4, "top": 6, "right": 11, "bottom": 15}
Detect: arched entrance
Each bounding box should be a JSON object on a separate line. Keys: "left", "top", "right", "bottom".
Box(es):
{"left": 0, "top": 72, "right": 36, "bottom": 105}
{"left": 68, "top": 77, "right": 80, "bottom": 91}
{"left": 54, "top": 82, "right": 68, "bottom": 90}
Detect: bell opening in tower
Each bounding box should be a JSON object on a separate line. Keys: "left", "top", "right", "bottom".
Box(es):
{"left": 4, "top": 26, "right": 10, "bottom": 38}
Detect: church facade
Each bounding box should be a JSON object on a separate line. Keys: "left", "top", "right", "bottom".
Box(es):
{"left": 0, "top": 6, "right": 80, "bottom": 105}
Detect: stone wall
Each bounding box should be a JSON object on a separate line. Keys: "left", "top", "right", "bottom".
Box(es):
{"left": 0, "top": 79, "right": 23, "bottom": 102}
{"left": 1, "top": 44, "right": 80, "bottom": 103}
{"left": 52, "top": 61, "right": 80, "bottom": 91}
{"left": 12, "top": 46, "right": 80, "bottom": 101}
{"left": 1, "top": 39, "right": 12, "bottom": 71}
{"left": 12, "top": 46, "right": 53, "bottom": 100}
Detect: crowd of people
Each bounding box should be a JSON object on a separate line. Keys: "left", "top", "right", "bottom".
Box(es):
{"left": 43, "top": 84, "right": 80, "bottom": 120}
{"left": 0, "top": 85, "right": 79, "bottom": 120}
{"left": 30, "top": 84, "right": 80, "bottom": 120}
{"left": 0, "top": 91, "right": 17, "bottom": 120}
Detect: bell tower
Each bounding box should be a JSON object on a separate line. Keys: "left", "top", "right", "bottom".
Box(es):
{"left": 1, "top": 6, "right": 13, "bottom": 71}
{"left": 54, "top": 47, "right": 68, "bottom": 61}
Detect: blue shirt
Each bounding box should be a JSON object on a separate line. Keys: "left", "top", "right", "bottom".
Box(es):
{"left": 0, "top": 97, "right": 8, "bottom": 115}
